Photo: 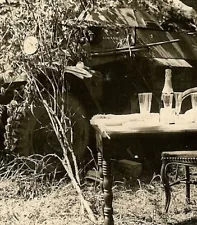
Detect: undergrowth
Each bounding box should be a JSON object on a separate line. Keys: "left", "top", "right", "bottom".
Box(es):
{"left": 0, "top": 157, "right": 197, "bottom": 225}
{"left": 0, "top": 154, "right": 67, "bottom": 199}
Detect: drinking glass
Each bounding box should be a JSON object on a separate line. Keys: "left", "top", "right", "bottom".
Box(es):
{"left": 138, "top": 93, "right": 152, "bottom": 115}
{"left": 190, "top": 93, "right": 197, "bottom": 123}
{"left": 191, "top": 93, "right": 197, "bottom": 109}
{"left": 162, "top": 93, "right": 173, "bottom": 108}
{"left": 174, "top": 92, "right": 183, "bottom": 115}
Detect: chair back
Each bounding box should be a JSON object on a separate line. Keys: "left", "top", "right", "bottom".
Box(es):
{"left": 180, "top": 87, "right": 197, "bottom": 113}
{"left": 182, "top": 87, "right": 197, "bottom": 101}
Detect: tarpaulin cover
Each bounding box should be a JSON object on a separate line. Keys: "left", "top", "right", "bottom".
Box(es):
{"left": 136, "top": 28, "right": 197, "bottom": 61}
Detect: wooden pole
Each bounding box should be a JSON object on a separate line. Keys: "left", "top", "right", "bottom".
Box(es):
{"left": 91, "top": 39, "right": 180, "bottom": 56}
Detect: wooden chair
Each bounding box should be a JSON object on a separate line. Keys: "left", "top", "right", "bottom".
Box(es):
{"left": 161, "top": 87, "right": 197, "bottom": 212}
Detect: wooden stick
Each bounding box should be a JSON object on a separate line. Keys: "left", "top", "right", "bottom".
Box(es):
{"left": 30, "top": 74, "right": 97, "bottom": 224}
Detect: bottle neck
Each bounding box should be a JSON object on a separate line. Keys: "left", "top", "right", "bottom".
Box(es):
{"left": 162, "top": 75, "right": 173, "bottom": 94}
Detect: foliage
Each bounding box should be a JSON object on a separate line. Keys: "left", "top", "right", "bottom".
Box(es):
{"left": 0, "top": 0, "right": 196, "bottom": 83}
{"left": 0, "top": 0, "right": 86, "bottom": 82}
{"left": 0, "top": 1, "right": 96, "bottom": 222}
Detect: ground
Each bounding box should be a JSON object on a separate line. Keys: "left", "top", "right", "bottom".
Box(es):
{"left": 0, "top": 173, "right": 197, "bottom": 225}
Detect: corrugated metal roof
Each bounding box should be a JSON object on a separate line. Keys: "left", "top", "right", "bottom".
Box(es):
{"left": 78, "top": 8, "right": 162, "bottom": 29}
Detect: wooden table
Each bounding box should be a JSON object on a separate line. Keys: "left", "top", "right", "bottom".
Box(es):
{"left": 90, "top": 113, "right": 197, "bottom": 225}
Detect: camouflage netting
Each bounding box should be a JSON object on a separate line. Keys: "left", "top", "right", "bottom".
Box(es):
{"left": 0, "top": 0, "right": 196, "bottom": 151}
{"left": 0, "top": 0, "right": 197, "bottom": 84}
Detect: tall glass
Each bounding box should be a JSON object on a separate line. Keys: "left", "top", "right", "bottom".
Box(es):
{"left": 190, "top": 93, "right": 197, "bottom": 123}
{"left": 174, "top": 92, "right": 183, "bottom": 115}
{"left": 138, "top": 93, "right": 152, "bottom": 116}
{"left": 160, "top": 93, "right": 174, "bottom": 124}
{"left": 191, "top": 93, "right": 197, "bottom": 109}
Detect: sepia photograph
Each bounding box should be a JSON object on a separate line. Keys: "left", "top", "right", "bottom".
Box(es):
{"left": 1, "top": 0, "right": 197, "bottom": 224}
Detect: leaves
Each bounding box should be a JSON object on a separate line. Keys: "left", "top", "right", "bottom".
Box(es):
{"left": 0, "top": 0, "right": 85, "bottom": 80}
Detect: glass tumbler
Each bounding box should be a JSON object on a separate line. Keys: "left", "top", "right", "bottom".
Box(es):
{"left": 191, "top": 93, "right": 197, "bottom": 109}
{"left": 174, "top": 92, "right": 183, "bottom": 115}
{"left": 138, "top": 93, "right": 152, "bottom": 115}
{"left": 190, "top": 93, "right": 197, "bottom": 122}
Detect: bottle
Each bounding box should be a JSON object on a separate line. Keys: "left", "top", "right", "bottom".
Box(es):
{"left": 162, "top": 68, "right": 173, "bottom": 96}
{"left": 160, "top": 68, "right": 174, "bottom": 123}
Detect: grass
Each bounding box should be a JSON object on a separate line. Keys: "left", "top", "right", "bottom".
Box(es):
{"left": 0, "top": 169, "right": 197, "bottom": 225}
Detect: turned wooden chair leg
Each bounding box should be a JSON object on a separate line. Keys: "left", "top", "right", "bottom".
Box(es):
{"left": 185, "top": 166, "right": 190, "bottom": 205}
{"left": 98, "top": 151, "right": 104, "bottom": 192}
{"left": 98, "top": 151, "right": 104, "bottom": 218}
{"left": 161, "top": 161, "right": 171, "bottom": 212}
{"left": 103, "top": 157, "right": 114, "bottom": 225}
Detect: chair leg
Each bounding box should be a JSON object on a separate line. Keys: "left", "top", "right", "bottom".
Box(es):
{"left": 185, "top": 166, "right": 190, "bottom": 204}
{"left": 161, "top": 161, "right": 171, "bottom": 212}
